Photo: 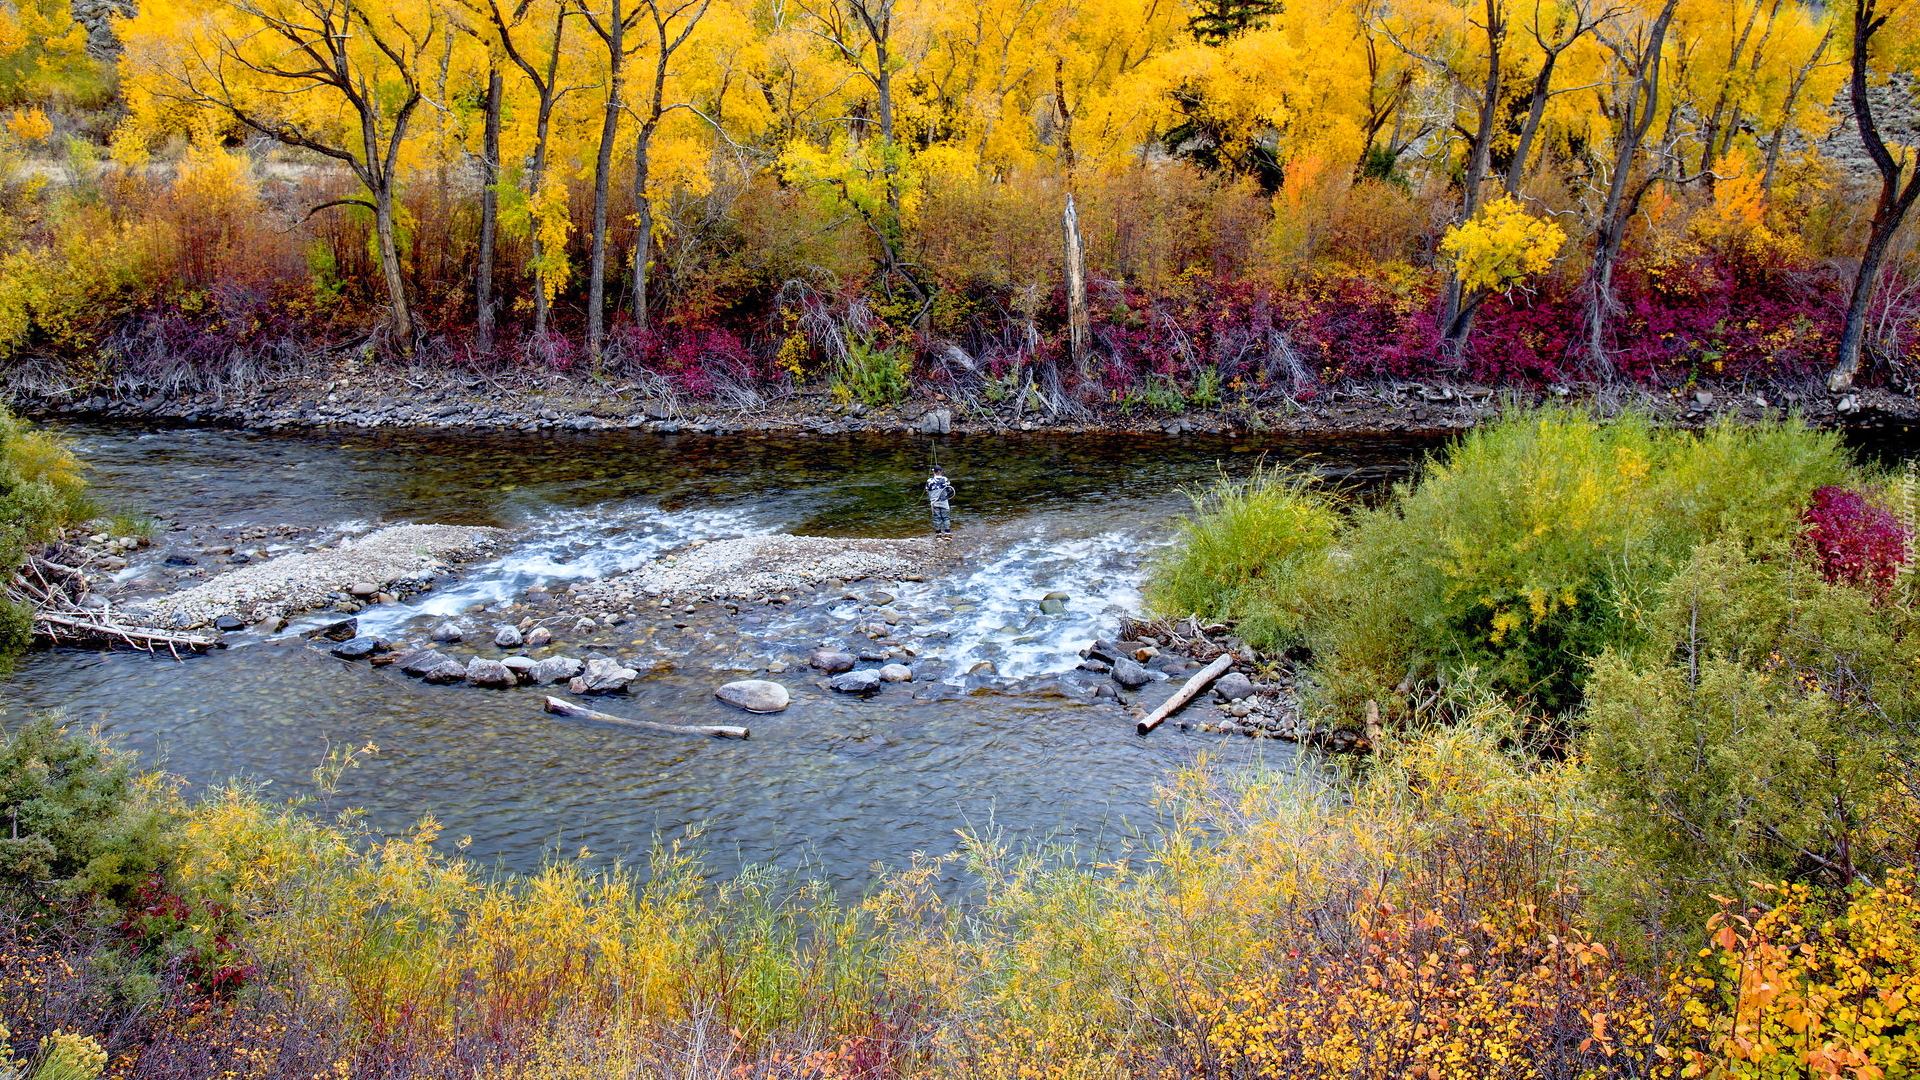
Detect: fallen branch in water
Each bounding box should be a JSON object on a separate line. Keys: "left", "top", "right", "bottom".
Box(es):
{"left": 543, "top": 696, "right": 750, "bottom": 739}
{"left": 1137, "top": 652, "right": 1236, "bottom": 736}
{"left": 10, "top": 549, "right": 220, "bottom": 657}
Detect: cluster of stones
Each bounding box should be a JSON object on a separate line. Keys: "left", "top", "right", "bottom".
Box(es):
{"left": 806, "top": 646, "right": 916, "bottom": 695}
{"left": 319, "top": 617, "right": 646, "bottom": 695}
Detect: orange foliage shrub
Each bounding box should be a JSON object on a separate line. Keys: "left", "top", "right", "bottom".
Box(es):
{"left": 1682, "top": 873, "right": 1920, "bottom": 1080}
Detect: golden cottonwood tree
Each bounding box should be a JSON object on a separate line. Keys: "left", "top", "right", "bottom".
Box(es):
{"left": 119, "top": 0, "right": 446, "bottom": 343}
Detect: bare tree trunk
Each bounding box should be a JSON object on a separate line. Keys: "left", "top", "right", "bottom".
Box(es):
{"left": 372, "top": 182, "right": 414, "bottom": 343}
{"left": 1583, "top": 0, "right": 1681, "bottom": 378}
{"left": 476, "top": 67, "right": 502, "bottom": 352}
{"left": 586, "top": 0, "right": 628, "bottom": 362}
{"left": 632, "top": 150, "right": 653, "bottom": 330}
{"left": 1830, "top": 0, "right": 1920, "bottom": 391}
{"left": 1761, "top": 24, "right": 1833, "bottom": 193}
{"left": 1055, "top": 58, "right": 1088, "bottom": 378}
{"left": 1063, "top": 194, "right": 1090, "bottom": 373}
{"left": 1440, "top": 0, "right": 1506, "bottom": 357}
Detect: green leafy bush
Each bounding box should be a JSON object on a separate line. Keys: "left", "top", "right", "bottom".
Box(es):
{"left": 0, "top": 718, "right": 176, "bottom": 915}
{"left": 1582, "top": 539, "right": 1920, "bottom": 941}
{"left": 1314, "top": 410, "right": 1850, "bottom": 714}
{"left": 0, "top": 409, "right": 89, "bottom": 668}
{"left": 830, "top": 338, "right": 910, "bottom": 407}
{"left": 1145, "top": 466, "right": 1340, "bottom": 648}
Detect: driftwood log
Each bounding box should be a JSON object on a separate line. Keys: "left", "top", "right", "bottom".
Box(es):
{"left": 543, "top": 696, "right": 750, "bottom": 739}
{"left": 1136, "top": 652, "right": 1236, "bottom": 735}
{"left": 10, "top": 549, "right": 219, "bottom": 657}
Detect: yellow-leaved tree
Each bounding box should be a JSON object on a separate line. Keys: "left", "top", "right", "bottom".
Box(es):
{"left": 118, "top": 0, "right": 448, "bottom": 345}
{"left": 1438, "top": 194, "right": 1565, "bottom": 324}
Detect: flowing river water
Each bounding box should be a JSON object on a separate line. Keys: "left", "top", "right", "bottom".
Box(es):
{"left": 0, "top": 425, "right": 1431, "bottom": 890}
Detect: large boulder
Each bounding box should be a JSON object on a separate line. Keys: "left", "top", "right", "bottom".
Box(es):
{"left": 501, "top": 656, "right": 536, "bottom": 682}
{"left": 1213, "top": 672, "right": 1256, "bottom": 702}
{"left": 429, "top": 622, "right": 465, "bottom": 643}
{"left": 828, "top": 669, "right": 882, "bottom": 693}
{"left": 715, "top": 680, "right": 790, "bottom": 713}
{"left": 579, "top": 657, "right": 639, "bottom": 693}
{"left": 465, "top": 658, "right": 517, "bottom": 689}
{"left": 1110, "top": 657, "right": 1151, "bottom": 689}
{"left": 397, "top": 649, "right": 455, "bottom": 676}
{"left": 528, "top": 656, "right": 585, "bottom": 685}
{"left": 493, "top": 624, "right": 524, "bottom": 648}
{"left": 809, "top": 649, "right": 856, "bottom": 673}
{"left": 422, "top": 660, "right": 469, "bottom": 685}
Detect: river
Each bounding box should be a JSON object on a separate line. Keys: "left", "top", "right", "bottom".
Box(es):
{"left": 0, "top": 425, "right": 1431, "bottom": 889}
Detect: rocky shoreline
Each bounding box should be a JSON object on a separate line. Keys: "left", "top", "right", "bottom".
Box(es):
{"left": 12, "top": 365, "right": 1920, "bottom": 439}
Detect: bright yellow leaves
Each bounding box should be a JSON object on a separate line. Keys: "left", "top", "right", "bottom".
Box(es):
{"left": 1686, "top": 875, "right": 1920, "bottom": 1080}
{"left": 1440, "top": 195, "right": 1566, "bottom": 294}
{"left": 3, "top": 108, "right": 50, "bottom": 147}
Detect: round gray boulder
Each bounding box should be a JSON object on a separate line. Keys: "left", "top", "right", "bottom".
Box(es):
{"left": 828, "top": 669, "right": 883, "bottom": 693}
{"left": 809, "top": 649, "right": 856, "bottom": 673}
{"left": 715, "top": 680, "right": 790, "bottom": 713}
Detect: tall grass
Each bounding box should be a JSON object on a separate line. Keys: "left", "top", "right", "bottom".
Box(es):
{"left": 1145, "top": 465, "right": 1341, "bottom": 649}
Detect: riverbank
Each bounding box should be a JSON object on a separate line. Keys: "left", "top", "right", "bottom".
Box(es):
{"left": 11, "top": 363, "right": 1920, "bottom": 438}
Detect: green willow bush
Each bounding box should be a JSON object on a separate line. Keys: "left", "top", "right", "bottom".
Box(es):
{"left": 0, "top": 409, "right": 90, "bottom": 667}
{"left": 0, "top": 718, "right": 175, "bottom": 915}
{"left": 1314, "top": 410, "right": 1851, "bottom": 714}
{"left": 1145, "top": 466, "right": 1341, "bottom": 648}
{"left": 1583, "top": 539, "right": 1920, "bottom": 944}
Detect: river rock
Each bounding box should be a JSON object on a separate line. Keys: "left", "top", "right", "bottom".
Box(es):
{"left": 809, "top": 649, "right": 856, "bottom": 673}
{"left": 829, "top": 669, "right": 882, "bottom": 693}
{"left": 1039, "top": 597, "right": 1068, "bottom": 615}
{"left": 423, "top": 660, "right": 469, "bottom": 685}
{"left": 878, "top": 663, "right": 913, "bottom": 682}
{"left": 918, "top": 408, "right": 952, "bottom": 434}
{"left": 494, "top": 624, "right": 524, "bottom": 648}
{"left": 466, "top": 658, "right": 517, "bottom": 688}
{"left": 1084, "top": 639, "right": 1121, "bottom": 664}
{"left": 213, "top": 614, "right": 245, "bottom": 632}
{"left": 580, "top": 657, "right": 639, "bottom": 693}
{"left": 316, "top": 617, "right": 358, "bottom": 642}
{"left": 330, "top": 636, "right": 381, "bottom": 660}
{"left": 525, "top": 626, "right": 552, "bottom": 648}
{"left": 1079, "top": 658, "right": 1111, "bottom": 673}
{"left": 397, "top": 649, "right": 454, "bottom": 676}
{"left": 502, "top": 656, "right": 536, "bottom": 681}
{"left": 429, "top": 622, "right": 464, "bottom": 643}
{"left": 528, "top": 656, "right": 584, "bottom": 685}
{"left": 1214, "top": 672, "right": 1256, "bottom": 702}
{"left": 715, "top": 680, "right": 790, "bottom": 713}
{"left": 348, "top": 582, "right": 379, "bottom": 598}
{"left": 1111, "top": 657, "right": 1151, "bottom": 689}
{"left": 968, "top": 660, "right": 997, "bottom": 676}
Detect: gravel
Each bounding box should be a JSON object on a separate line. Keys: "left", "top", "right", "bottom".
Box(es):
{"left": 147, "top": 524, "right": 504, "bottom": 629}
{"left": 576, "top": 535, "right": 941, "bottom": 603}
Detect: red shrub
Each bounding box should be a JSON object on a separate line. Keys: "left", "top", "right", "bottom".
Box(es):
{"left": 1802, "top": 485, "right": 1911, "bottom": 599}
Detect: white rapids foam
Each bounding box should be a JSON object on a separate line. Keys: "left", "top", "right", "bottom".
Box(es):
{"left": 895, "top": 523, "right": 1174, "bottom": 680}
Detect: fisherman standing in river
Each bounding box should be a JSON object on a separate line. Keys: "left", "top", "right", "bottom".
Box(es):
{"left": 926, "top": 465, "right": 955, "bottom": 540}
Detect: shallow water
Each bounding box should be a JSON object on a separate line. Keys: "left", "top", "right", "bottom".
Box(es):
{"left": 1, "top": 425, "right": 1430, "bottom": 888}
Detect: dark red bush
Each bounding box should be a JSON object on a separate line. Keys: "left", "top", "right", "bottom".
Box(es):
{"left": 1802, "top": 485, "right": 1911, "bottom": 599}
